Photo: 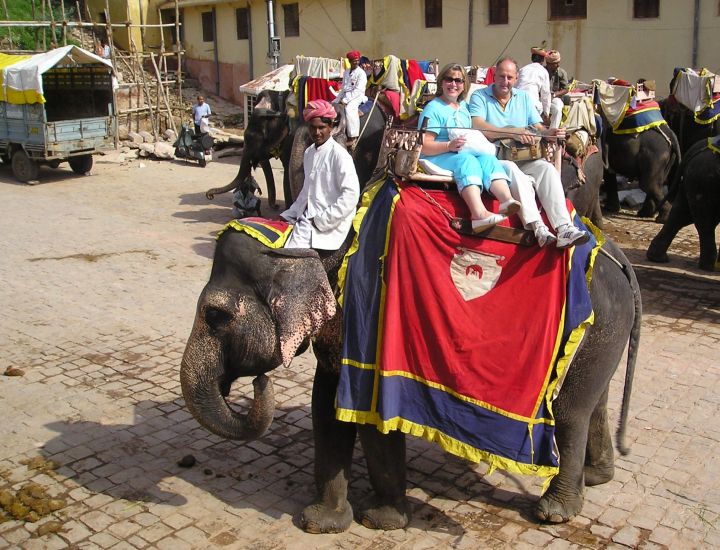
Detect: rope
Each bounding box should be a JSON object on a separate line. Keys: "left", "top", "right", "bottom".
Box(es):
{"left": 355, "top": 91, "right": 381, "bottom": 145}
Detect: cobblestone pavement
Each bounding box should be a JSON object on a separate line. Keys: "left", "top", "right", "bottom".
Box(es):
{"left": 0, "top": 153, "right": 718, "bottom": 549}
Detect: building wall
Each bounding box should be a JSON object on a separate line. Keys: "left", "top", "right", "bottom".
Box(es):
{"left": 85, "top": 0, "right": 165, "bottom": 53}
{"left": 175, "top": 0, "right": 720, "bottom": 104}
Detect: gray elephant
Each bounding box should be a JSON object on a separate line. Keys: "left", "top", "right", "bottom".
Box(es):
{"left": 646, "top": 138, "right": 720, "bottom": 271}
{"left": 602, "top": 123, "right": 681, "bottom": 221}
{"left": 561, "top": 151, "right": 604, "bottom": 229}
{"left": 180, "top": 199, "right": 642, "bottom": 532}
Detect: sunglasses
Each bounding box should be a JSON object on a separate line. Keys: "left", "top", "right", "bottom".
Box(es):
{"left": 443, "top": 77, "right": 465, "bottom": 85}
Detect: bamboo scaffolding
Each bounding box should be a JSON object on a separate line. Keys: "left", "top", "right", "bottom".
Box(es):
{"left": 1, "top": 0, "right": 184, "bottom": 143}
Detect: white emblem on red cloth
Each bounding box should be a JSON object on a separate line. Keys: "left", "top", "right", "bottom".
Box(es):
{"left": 450, "top": 248, "right": 505, "bottom": 301}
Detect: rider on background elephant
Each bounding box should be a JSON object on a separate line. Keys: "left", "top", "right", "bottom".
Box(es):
{"left": 332, "top": 50, "right": 368, "bottom": 150}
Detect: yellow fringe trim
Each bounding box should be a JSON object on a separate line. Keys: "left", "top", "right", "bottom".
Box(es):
{"left": 336, "top": 408, "right": 559, "bottom": 478}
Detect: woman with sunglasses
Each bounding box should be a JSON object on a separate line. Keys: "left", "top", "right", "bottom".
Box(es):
{"left": 418, "top": 63, "right": 521, "bottom": 232}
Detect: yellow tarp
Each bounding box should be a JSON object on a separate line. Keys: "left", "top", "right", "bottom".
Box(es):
{"left": 0, "top": 53, "right": 38, "bottom": 104}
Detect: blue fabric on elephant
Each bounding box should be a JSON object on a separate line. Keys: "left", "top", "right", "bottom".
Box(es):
{"left": 418, "top": 97, "right": 508, "bottom": 192}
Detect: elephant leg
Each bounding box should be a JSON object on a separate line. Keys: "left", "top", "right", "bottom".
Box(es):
{"left": 695, "top": 219, "right": 719, "bottom": 272}
{"left": 584, "top": 389, "right": 615, "bottom": 486}
{"left": 602, "top": 170, "right": 620, "bottom": 213}
{"left": 637, "top": 170, "right": 667, "bottom": 218}
{"left": 647, "top": 190, "right": 692, "bottom": 263}
{"left": 536, "top": 385, "right": 592, "bottom": 523}
{"left": 259, "top": 159, "right": 277, "bottom": 209}
{"left": 590, "top": 196, "right": 604, "bottom": 230}
{"left": 300, "top": 366, "right": 356, "bottom": 533}
{"left": 355, "top": 426, "right": 410, "bottom": 530}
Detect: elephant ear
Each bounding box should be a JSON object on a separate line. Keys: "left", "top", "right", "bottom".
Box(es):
{"left": 268, "top": 260, "right": 337, "bottom": 367}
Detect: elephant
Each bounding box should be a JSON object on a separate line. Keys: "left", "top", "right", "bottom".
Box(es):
{"left": 180, "top": 193, "right": 642, "bottom": 532}
{"left": 206, "top": 90, "right": 293, "bottom": 209}
{"left": 561, "top": 150, "right": 604, "bottom": 229}
{"left": 601, "top": 123, "right": 680, "bottom": 222}
{"left": 660, "top": 96, "right": 720, "bottom": 154}
{"left": 646, "top": 138, "right": 720, "bottom": 271}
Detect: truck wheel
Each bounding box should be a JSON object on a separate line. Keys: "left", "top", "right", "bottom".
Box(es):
{"left": 69, "top": 155, "right": 93, "bottom": 175}
{"left": 48, "top": 160, "right": 61, "bottom": 169}
{"left": 11, "top": 150, "right": 40, "bottom": 183}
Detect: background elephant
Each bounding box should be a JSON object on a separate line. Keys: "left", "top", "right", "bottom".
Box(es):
{"left": 561, "top": 151, "right": 604, "bottom": 229}
{"left": 181, "top": 210, "right": 641, "bottom": 532}
{"left": 660, "top": 96, "right": 720, "bottom": 154}
{"left": 646, "top": 138, "right": 720, "bottom": 271}
{"left": 206, "top": 90, "right": 293, "bottom": 209}
{"left": 601, "top": 123, "right": 680, "bottom": 221}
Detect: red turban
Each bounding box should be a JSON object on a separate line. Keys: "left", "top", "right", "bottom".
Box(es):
{"left": 530, "top": 46, "right": 547, "bottom": 57}
{"left": 303, "top": 99, "right": 337, "bottom": 122}
{"left": 346, "top": 50, "right": 361, "bottom": 61}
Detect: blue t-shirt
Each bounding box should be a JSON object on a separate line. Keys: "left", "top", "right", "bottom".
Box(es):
{"left": 467, "top": 85, "right": 541, "bottom": 128}
{"left": 418, "top": 97, "right": 472, "bottom": 142}
{"left": 192, "top": 102, "right": 212, "bottom": 124}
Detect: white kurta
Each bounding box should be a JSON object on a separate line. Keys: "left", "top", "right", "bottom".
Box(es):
{"left": 282, "top": 137, "right": 360, "bottom": 250}
{"left": 517, "top": 62, "right": 552, "bottom": 117}
{"left": 334, "top": 66, "right": 368, "bottom": 138}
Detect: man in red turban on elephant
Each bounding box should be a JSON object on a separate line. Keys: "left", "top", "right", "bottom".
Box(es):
{"left": 332, "top": 50, "right": 368, "bottom": 149}
{"left": 281, "top": 99, "right": 359, "bottom": 250}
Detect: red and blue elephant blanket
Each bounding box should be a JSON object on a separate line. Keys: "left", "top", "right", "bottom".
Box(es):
{"left": 336, "top": 176, "right": 602, "bottom": 479}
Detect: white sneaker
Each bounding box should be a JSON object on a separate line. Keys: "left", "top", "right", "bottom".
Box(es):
{"left": 534, "top": 224, "right": 557, "bottom": 248}
{"left": 556, "top": 225, "right": 590, "bottom": 249}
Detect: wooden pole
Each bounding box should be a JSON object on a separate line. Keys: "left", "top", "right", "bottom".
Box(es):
{"left": 59, "top": 0, "right": 67, "bottom": 46}
{"left": 151, "top": 52, "right": 176, "bottom": 135}
{"left": 31, "top": 0, "right": 39, "bottom": 51}
{"left": 75, "top": 1, "right": 83, "bottom": 50}
{"left": 175, "top": 0, "right": 182, "bottom": 132}
{"left": 103, "top": 1, "right": 117, "bottom": 69}
{"left": 1, "top": 0, "right": 13, "bottom": 49}
{"left": 41, "top": 0, "right": 46, "bottom": 49}
{"left": 45, "top": 0, "right": 57, "bottom": 48}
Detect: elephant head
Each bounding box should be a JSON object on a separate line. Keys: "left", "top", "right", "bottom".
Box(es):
{"left": 180, "top": 231, "right": 337, "bottom": 440}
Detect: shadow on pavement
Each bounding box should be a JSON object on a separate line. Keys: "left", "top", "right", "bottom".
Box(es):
{"left": 39, "top": 396, "right": 541, "bottom": 535}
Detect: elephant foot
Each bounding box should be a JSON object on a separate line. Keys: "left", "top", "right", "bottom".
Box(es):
{"left": 535, "top": 490, "right": 584, "bottom": 524}
{"left": 584, "top": 463, "right": 614, "bottom": 486}
{"left": 646, "top": 247, "right": 669, "bottom": 263}
{"left": 636, "top": 205, "right": 656, "bottom": 218}
{"left": 602, "top": 202, "right": 620, "bottom": 214}
{"left": 356, "top": 496, "right": 411, "bottom": 530}
{"left": 698, "top": 258, "right": 719, "bottom": 272}
{"left": 300, "top": 501, "right": 353, "bottom": 534}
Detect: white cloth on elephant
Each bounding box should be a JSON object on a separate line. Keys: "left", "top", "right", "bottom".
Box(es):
{"left": 517, "top": 62, "right": 552, "bottom": 117}
{"left": 550, "top": 97, "right": 564, "bottom": 129}
{"left": 333, "top": 66, "right": 367, "bottom": 138}
{"left": 562, "top": 96, "right": 597, "bottom": 135}
{"left": 282, "top": 137, "right": 359, "bottom": 250}
{"left": 594, "top": 80, "right": 632, "bottom": 129}
{"left": 500, "top": 159, "right": 573, "bottom": 231}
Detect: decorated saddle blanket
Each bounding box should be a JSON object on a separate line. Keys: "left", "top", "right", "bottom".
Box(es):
{"left": 612, "top": 100, "right": 667, "bottom": 135}
{"left": 293, "top": 76, "right": 342, "bottom": 113}
{"left": 337, "top": 176, "right": 601, "bottom": 478}
{"left": 708, "top": 136, "right": 720, "bottom": 155}
{"left": 217, "top": 217, "right": 292, "bottom": 248}
{"left": 694, "top": 93, "right": 720, "bottom": 125}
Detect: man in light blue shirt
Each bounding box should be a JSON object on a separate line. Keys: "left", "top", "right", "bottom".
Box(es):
{"left": 192, "top": 96, "right": 211, "bottom": 135}
{"left": 468, "top": 58, "right": 589, "bottom": 249}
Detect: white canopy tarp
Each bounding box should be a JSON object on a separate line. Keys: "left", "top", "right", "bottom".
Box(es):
{"left": 0, "top": 45, "right": 113, "bottom": 105}
{"left": 238, "top": 64, "right": 294, "bottom": 95}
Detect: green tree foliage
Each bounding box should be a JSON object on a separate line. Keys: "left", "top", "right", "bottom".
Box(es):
{"left": 0, "top": 0, "right": 79, "bottom": 51}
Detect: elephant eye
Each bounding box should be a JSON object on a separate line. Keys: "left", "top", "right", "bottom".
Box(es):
{"left": 205, "top": 307, "right": 233, "bottom": 330}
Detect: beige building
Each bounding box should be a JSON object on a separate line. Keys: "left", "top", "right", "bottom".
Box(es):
{"left": 91, "top": 1, "right": 720, "bottom": 105}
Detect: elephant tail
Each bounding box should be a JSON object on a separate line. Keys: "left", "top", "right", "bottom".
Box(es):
{"left": 615, "top": 251, "right": 642, "bottom": 456}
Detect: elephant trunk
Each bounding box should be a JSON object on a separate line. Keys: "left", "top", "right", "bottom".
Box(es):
{"left": 206, "top": 152, "right": 253, "bottom": 200}
{"left": 180, "top": 329, "right": 275, "bottom": 440}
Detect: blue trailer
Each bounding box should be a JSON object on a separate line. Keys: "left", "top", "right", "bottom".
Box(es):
{"left": 0, "top": 45, "right": 116, "bottom": 182}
